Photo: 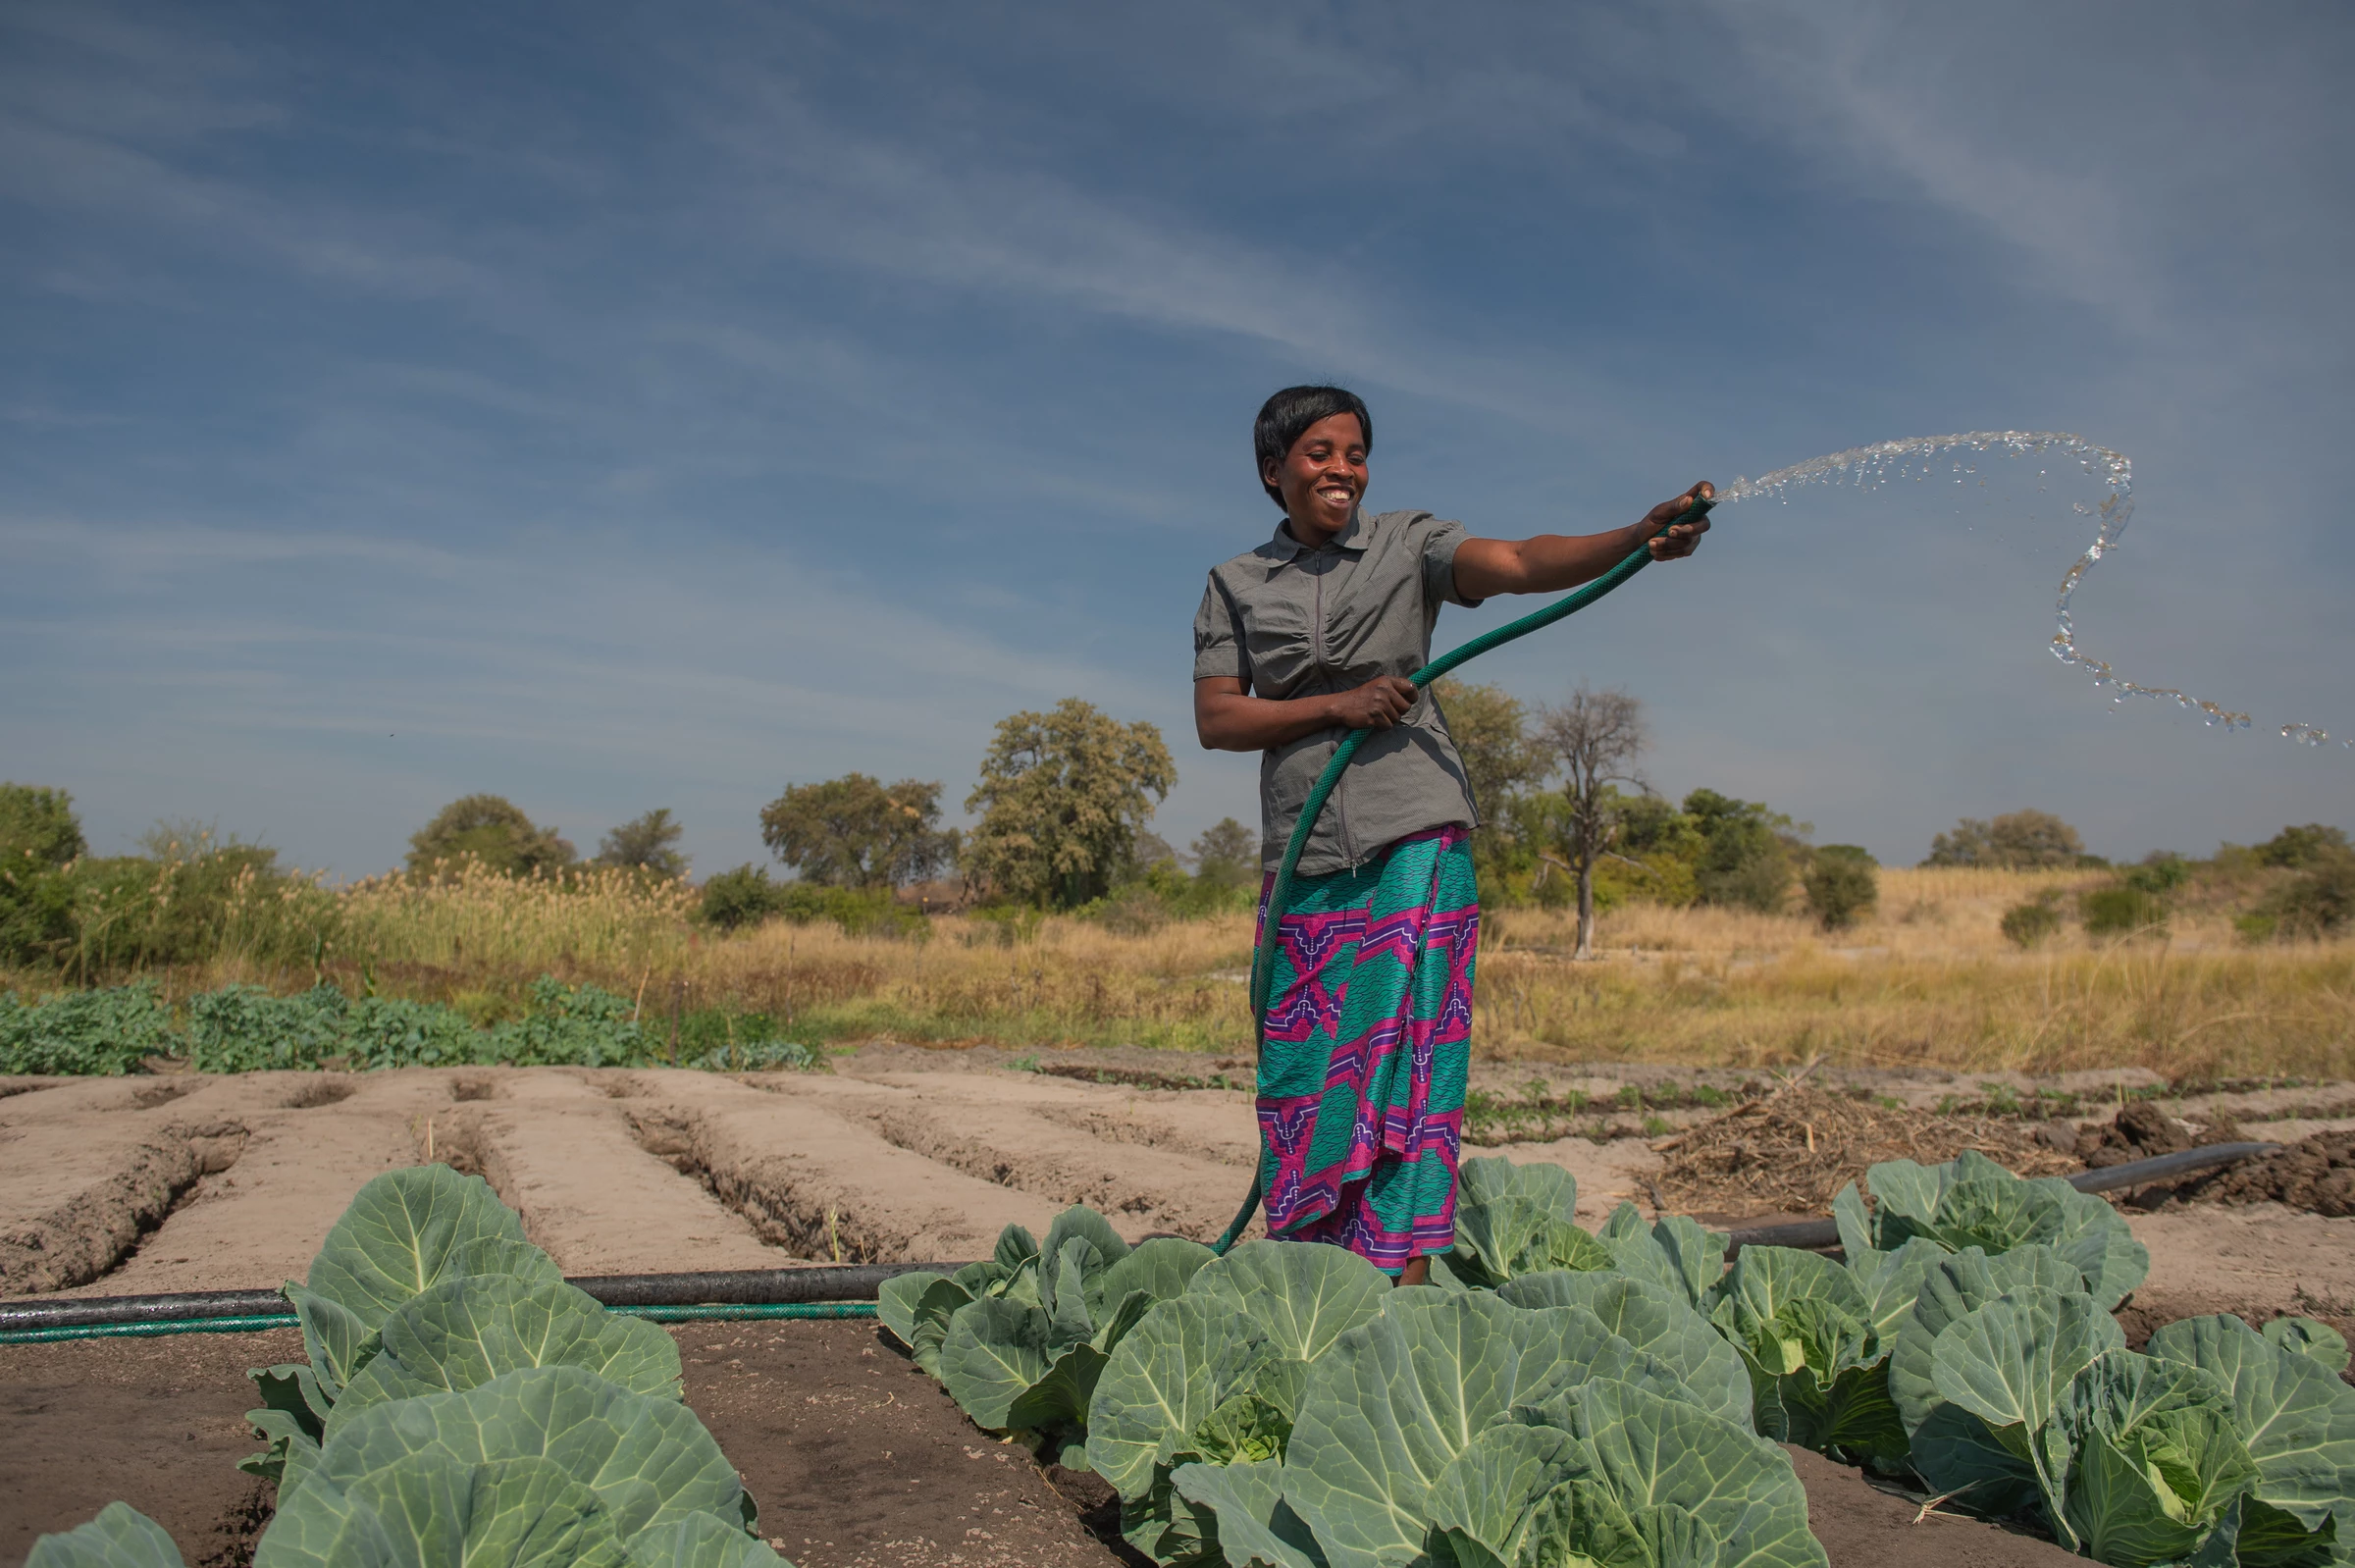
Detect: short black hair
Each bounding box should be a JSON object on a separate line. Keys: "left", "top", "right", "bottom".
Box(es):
{"left": 1254, "top": 385, "right": 1372, "bottom": 508}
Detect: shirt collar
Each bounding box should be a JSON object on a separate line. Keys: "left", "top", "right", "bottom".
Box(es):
{"left": 1267, "top": 510, "right": 1368, "bottom": 558}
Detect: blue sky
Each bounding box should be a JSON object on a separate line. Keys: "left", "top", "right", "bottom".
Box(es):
{"left": 5, "top": 1, "right": 2351, "bottom": 879}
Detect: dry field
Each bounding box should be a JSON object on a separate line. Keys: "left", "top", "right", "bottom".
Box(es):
{"left": 7, "top": 1051, "right": 2351, "bottom": 1319}
{"left": 6, "top": 1050, "right": 2353, "bottom": 1567}
{"left": 102, "top": 862, "right": 2350, "bottom": 1082}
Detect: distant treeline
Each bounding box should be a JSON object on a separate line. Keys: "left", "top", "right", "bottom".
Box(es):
{"left": 6, "top": 684, "right": 2349, "bottom": 981}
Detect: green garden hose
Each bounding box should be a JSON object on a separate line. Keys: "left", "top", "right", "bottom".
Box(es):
{"left": 1210, "top": 495, "right": 1715, "bottom": 1256}
{"left": 0, "top": 1300, "right": 877, "bottom": 1346}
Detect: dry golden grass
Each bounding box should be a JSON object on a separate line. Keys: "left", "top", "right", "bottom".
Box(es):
{"left": 77, "top": 863, "right": 2351, "bottom": 1080}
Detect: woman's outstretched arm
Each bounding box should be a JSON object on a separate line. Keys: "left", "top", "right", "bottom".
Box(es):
{"left": 1195, "top": 674, "right": 1419, "bottom": 752}
{"left": 1452, "top": 481, "right": 1712, "bottom": 600}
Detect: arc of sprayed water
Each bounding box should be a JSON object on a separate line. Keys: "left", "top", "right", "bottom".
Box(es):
{"left": 1713, "top": 430, "right": 2348, "bottom": 750}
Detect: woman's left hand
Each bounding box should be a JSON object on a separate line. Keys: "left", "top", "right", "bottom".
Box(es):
{"left": 1644, "top": 481, "right": 1713, "bottom": 560}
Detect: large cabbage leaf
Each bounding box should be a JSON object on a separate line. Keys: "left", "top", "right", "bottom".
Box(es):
{"left": 26, "top": 1503, "right": 186, "bottom": 1568}
{"left": 1845, "top": 1152, "right": 2148, "bottom": 1308}
{"left": 2148, "top": 1313, "right": 2355, "bottom": 1559}
{"left": 1374, "top": 1376, "right": 1824, "bottom": 1568}
{"left": 288, "top": 1365, "right": 749, "bottom": 1542}
{"left": 1170, "top": 1459, "right": 1328, "bottom": 1568}
{"left": 925, "top": 1214, "right": 1208, "bottom": 1461}
{"left": 257, "top": 1451, "right": 632, "bottom": 1568}
{"left": 1705, "top": 1245, "right": 1902, "bottom": 1467}
{"left": 298, "top": 1165, "right": 543, "bottom": 1334}
{"left": 1596, "top": 1203, "right": 1730, "bottom": 1312}
{"left": 1280, "top": 1288, "right": 1698, "bottom": 1568}
{"left": 2054, "top": 1350, "right": 2254, "bottom": 1568}
{"left": 1497, "top": 1270, "right": 1751, "bottom": 1427}
{"left": 245, "top": 1170, "right": 569, "bottom": 1479}
{"left": 1444, "top": 1157, "right": 1615, "bottom": 1288}
{"left": 330, "top": 1274, "right": 683, "bottom": 1424}
{"left": 1912, "top": 1287, "right": 2123, "bottom": 1547}
{"left": 1187, "top": 1241, "right": 1390, "bottom": 1365}
{"left": 1887, "top": 1244, "right": 2088, "bottom": 1437}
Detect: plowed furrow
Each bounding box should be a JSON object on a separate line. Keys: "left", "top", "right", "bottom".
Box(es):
{"left": 445, "top": 1071, "right": 779, "bottom": 1276}
{"left": 795, "top": 1074, "right": 1254, "bottom": 1241}
{"left": 628, "top": 1071, "right": 1050, "bottom": 1263}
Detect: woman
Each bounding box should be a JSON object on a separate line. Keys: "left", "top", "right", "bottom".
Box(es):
{"left": 1192, "top": 385, "right": 1709, "bottom": 1284}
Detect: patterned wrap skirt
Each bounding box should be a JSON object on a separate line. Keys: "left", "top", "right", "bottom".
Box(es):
{"left": 1254, "top": 825, "right": 1478, "bottom": 1274}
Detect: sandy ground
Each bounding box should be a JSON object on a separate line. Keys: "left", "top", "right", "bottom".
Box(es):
{"left": 6, "top": 1049, "right": 2348, "bottom": 1568}
{"left": 2, "top": 1050, "right": 2349, "bottom": 1318}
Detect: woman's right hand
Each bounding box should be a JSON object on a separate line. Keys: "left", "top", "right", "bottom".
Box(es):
{"left": 1330, "top": 675, "right": 1418, "bottom": 730}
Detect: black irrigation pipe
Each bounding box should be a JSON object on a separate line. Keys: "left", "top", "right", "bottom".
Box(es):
{"left": 1720, "top": 1140, "right": 2283, "bottom": 1256}
{"left": 0, "top": 1142, "right": 2285, "bottom": 1342}
{"left": 0, "top": 1262, "right": 966, "bottom": 1343}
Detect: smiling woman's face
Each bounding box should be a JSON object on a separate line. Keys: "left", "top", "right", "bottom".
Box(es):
{"left": 1263, "top": 411, "right": 1368, "bottom": 541}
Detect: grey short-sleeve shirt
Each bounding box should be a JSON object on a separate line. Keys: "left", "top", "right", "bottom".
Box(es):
{"left": 1193, "top": 508, "right": 1486, "bottom": 875}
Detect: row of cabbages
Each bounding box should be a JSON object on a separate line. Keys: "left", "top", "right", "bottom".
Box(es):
{"left": 883, "top": 1153, "right": 2355, "bottom": 1568}
{"left": 31, "top": 1167, "right": 791, "bottom": 1568}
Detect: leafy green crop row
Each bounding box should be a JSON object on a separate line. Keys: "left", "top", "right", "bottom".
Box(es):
{"left": 886, "top": 1153, "right": 2355, "bottom": 1568}
{"left": 0, "top": 976, "right": 819, "bottom": 1076}
{"left": 29, "top": 1166, "right": 795, "bottom": 1568}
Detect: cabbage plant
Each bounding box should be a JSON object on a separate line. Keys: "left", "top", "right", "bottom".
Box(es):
{"left": 1174, "top": 1287, "right": 1826, "bottom": 1568}
{"left": 1891, "top": 1260, "right": 2355, "bottom": 1567}
{"left": 1832, "top": 1149, "right": 2149, "bottom": 1309}
{"left": 243, "top": 1163, "right": 678, "bottom": 1484}
{"left": 877, "top": 1205, "right": 1212, "bottom": 1465}
{"left": 1083, "top": 1240, "right": 1389, "bottom": 1562}
{"left": 34, "top": 1165, "right": 792, "bottom": 1568}
{"left": 1701, "top": 1240, "right": 1942, "bottom": 1471}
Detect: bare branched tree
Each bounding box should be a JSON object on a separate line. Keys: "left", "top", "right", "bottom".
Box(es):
{"left": 1536, "top": 685, "right": 1648, "bottom": 960}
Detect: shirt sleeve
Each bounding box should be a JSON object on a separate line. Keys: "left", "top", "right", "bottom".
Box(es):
{"left": 1418, "top": 516, "right": 1486, "bottom": 608}
{"left": 1192, "top": 573, "right": 1249, "bottom": 681}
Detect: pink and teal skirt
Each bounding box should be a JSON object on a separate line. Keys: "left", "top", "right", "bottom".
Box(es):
{"left": 1254, "top": 825, "right": 1477, "bottom": 1274}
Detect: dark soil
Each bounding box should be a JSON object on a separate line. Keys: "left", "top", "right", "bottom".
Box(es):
{"left": 2174, "top": 1129, "right": 2355, "bottom": 1216}
{"left": 0, "top": 1326, "right": 295, "bottom": 1568}
{"left": 1656, "top": 1088, "right": 2081, "bottom": 1215}
{"left": 7, "top": 1308, "right": 2339, "bottom": 1567}
{"left": 681, "top": 1321, "right": 1117, "bottom": 1566}
{"left": 1781, "top": 1445, "right": 2079, "bottom": 1566}
{"left": 0, "top": 1322, "right": 1119, "bottom": 1568}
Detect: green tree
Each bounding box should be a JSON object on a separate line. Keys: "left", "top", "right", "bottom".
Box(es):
{"left": 406, "top": 795, "right": 576, "bottom": 877}
{"left": 2255, "top": 823, "right": 2350, "bottom": 868}
{"left": 1432, "top": 677, "right": 1548, "bottom": 888}
{"left": 1923, "top": 809, "right": 2084, "bottom": 868}
{"left": 759, "top": 774, "right": 957, "bottom": 888}
{"left": 964, "top": 698, "right": 1177, "bottom": 908}
{"left": 0, "top": 783, "right": 86, "bottom": 965}
{"left": 596, "top": 809, "right": 689, "bottom": 878}
{"left": 1189, "top": 816, "right": 1258, "bottom": 893}
{"left": 1686, "top": 788, "right": 1797, "bottom": 913}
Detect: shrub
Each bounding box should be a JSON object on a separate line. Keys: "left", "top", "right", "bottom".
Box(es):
{"left": 0, "top": 784, "right": 85, "bottom": 967}
{"left": 595, "top": 807, "right": 689, "bottom": 878}
{"left": 2250, "top": 851, "right": 2355, "bottom": 939}
{"left": 2080, "top": 884, "right": 2167, "bottom": 938}
{"left": 2255, "top": 822, "right": 2351, "bottom": 868}
{"left": 1803, "top": 848, "right": 1878, "bottom": 929}
{"left": 2120, "top": 852, "right": 2190, "bottom": 894}
{"left": 53, "top": 834, "right": 340, "bottom": 980}
{"left": 1924, "top": 809, "right": 2085, "bottom": 868}
{"left": 699, "top": 862, "right": 787, "bottom": 931}
{"left": 2000, "top": 895, "right": 2063, "bottom": 949}
{"left": 405, "top": 794, "right": 575, "bottom": 876}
